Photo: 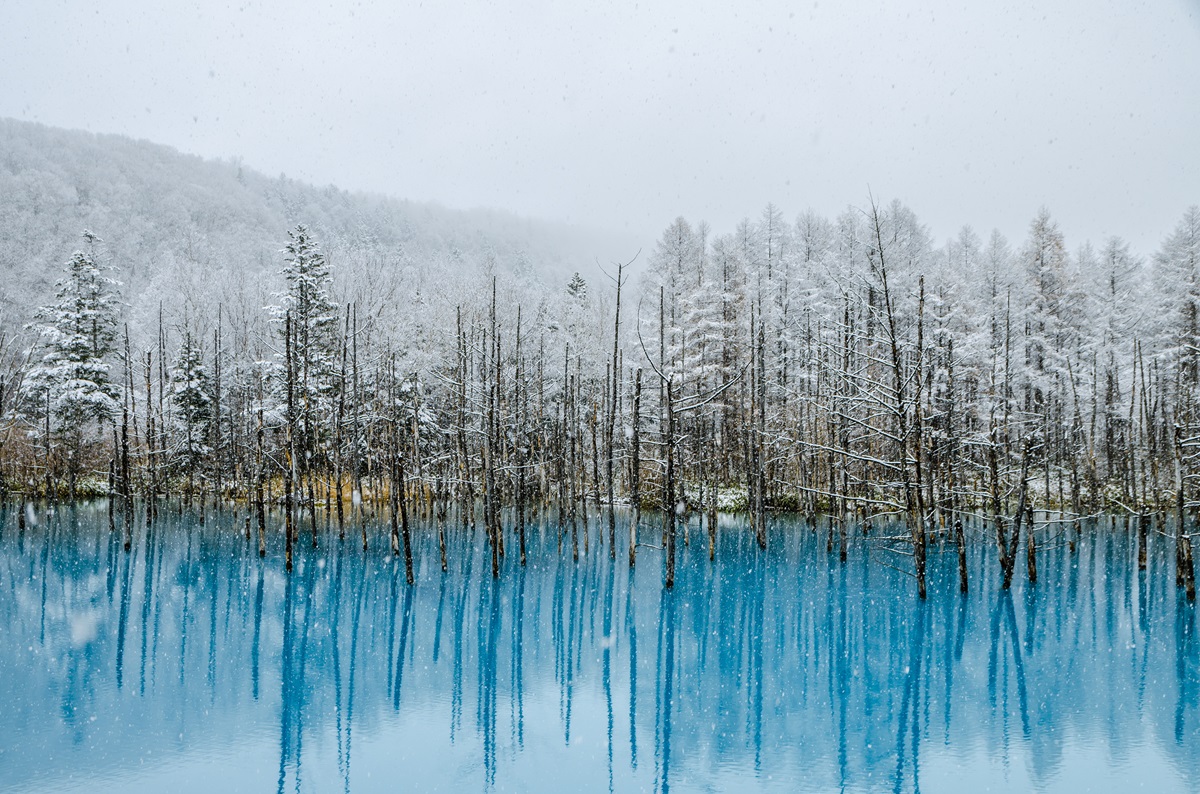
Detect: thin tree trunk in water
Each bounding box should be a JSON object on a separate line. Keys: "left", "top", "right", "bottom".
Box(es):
{"left": 492, "top": 294, "right": 505, "bottom": 562}
{"left": 839, "top": 509, "right": 848, "bottom": 563}
{"left": 660, "top": 287, "right": 668, "bottom": 549}
{"left": 44, "top": 393, "right": 51, "bottom": 502}
{"left": 108, "top": 459, "right": 116, "bottom": 534}
{"left": 708, "top": 415, "right": 717, "bottom": 562}
{"left": 912, "top": 279, "right": 927, "bottom": 599}
{"left": 122, "top": 326, "right": 132, "bottom": 553}
{"left": 398, "top": 452, "right": 414, "bottom": 585}
{"left": 870, "top": 203, "right": 918, "bottom": 595}
{"left": 1001, "top": 440, "right": 1033, "bottom": 590}
{"left": 156, "top": 303, "right": 166, "bottom": 524}
{"left": 335, "top": 305, "right": 349, "bottom": 541}
{"left": 577, "top": 358, "right": 588, "bottom": 556}
{"left": 388, "top": 355, "right": 401, "bottom": 563}
{"left": 516, "top": 420, "right": 527, "bottom": 566}
{"left": 1026, "top": 502, "right": 1037, "bottom": 584}
{"left": 590, "top": 399, "right": 602, "bottom": 549}
{"left": 569, "top": 370, "right": 580, "bottom": 562}
{"left": 609, "top": 307, "right": 619, "bottom": 563}
{"left": 455, "top": 307, "right": 474, "bottom": 532}
{"left": 284, "top": 312, "right": 295, "bottom": 573}
{"left": 308, "top": 475, "right": 318, "bottom": 549}
{"left": 754, "top": 316, "right": 767, "bottom": 550}
{"left": 352, "top": 305, "right": 368, "bottom": 553}
{"left": 390, "top": 449, "right": 401, "bottom": 559}
{"left": 1185, "top": 538, "right": 1197, "bottom": 602}
{"left": 629, "top": 368, "right": 642, "bottom": 568}
{"left": 1138, "top": 511, "right": 1148, "bottom": 571}
{"left": 664, "top": 378, "right": 677, "bottom": 589}
{"left": 437, "top": 473, "right": 448, "bottom": 572}
{"left": 516, "top": 307, "right": 527, "bottom": 567}
{"left": 556, "top": 347, "right": 567, "bottom": 555}
{"left": 955, "top": 518, "right": 968, "bottom": 594}
{"left": 483, "top": 283, "right": 501, "bottom": 577}
{"left": 606, "top": 264, "right": 623, "bottom": 560}
{"left": 256, "top": 404, "right": 266, "bottom": 558}
{"left": 144, "top": 351, "right": 155, "bottom": 527}
{"left": 213, "top": 314, "right": 223, "bottom": 510}
{"left": 1175, "top": 428, "right": 1196, "bottom": 601}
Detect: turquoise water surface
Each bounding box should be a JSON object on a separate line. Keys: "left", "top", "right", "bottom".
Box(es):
{"left": 2, "top": 507, "right": 1198, "bottom": 792}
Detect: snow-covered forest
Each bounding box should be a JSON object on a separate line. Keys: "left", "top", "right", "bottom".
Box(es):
{"left": 3, "top": 119, "right": 1199, "bottom": 597}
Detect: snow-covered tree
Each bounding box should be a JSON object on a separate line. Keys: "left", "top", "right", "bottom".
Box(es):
{"left": 23, "top": 234, "right": 121, "bottom": 434}
{"left": 170, "top": 327, "right": 213, "bottom": 483}
{"left": 271, "top": 224, "right": 340, "bottom": 439}
{"left": 1019, "top": 208, "right": 1069, "bottom": 413}
{"left": 642, "top": 217, "right": 702, "bottom": 376}
{"left": 1151, "top": 206, "right": 1200, "bottom": 386}
{"left": 566, "top": 271, "right": 588, "bottom": 302}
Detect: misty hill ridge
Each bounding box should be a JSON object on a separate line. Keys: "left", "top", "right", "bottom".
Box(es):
{"left": 0, "top": 117, "right": 608, "bottom": 324}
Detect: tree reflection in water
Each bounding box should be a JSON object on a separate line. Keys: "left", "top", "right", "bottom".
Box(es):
{"left": 2, "top": 506, "right": 1199, "bottom": 793}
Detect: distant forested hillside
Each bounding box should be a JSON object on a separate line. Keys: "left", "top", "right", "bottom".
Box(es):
{"left": 0, "top": 117, "right": 619, "bottom": 351}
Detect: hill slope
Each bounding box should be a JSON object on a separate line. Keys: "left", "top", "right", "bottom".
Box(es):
{"left": 0, "top": 118, "right": 627, "bottom": 345}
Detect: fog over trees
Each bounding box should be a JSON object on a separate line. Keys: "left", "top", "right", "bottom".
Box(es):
{"left": 2, "top": 118, "right": 1198, "bottom": 598}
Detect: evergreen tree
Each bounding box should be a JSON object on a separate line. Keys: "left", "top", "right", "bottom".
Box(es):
{"left": 24, "top": 234, "right": 121, "bottom": 434}
{"left": 272, "top": 224, "right": 339, "bottom": 429}
{"left": 170, "top": 327, "right": 213, "bottom": 483}
{"left": 566, "top": 271, "right": 588, "bottom": 302}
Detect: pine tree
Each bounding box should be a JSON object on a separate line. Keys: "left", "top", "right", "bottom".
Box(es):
{"left": 271, "top": 225, "right": 339, "bottom": 538}
{"left": 566, "top": 271, "right": 588, "bottom": 302}
{"left": 24, "top": 234, "right": 121, "bottom": 435}
{"left": 170, "top": 328, "right": 213, "bottom": 486}
{"left": 272, "top": 224, "right": 340, "bottom": 434}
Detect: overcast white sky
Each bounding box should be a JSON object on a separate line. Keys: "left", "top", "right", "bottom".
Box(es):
{"left": 2, "top": 0, "right": 1198, "bottom": 254}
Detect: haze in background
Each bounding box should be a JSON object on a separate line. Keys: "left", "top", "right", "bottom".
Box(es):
{"left": 2, "top": 0, "right": 1197, "bottom": 252}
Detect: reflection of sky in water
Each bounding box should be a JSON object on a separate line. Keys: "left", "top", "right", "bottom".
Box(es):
{"left": 2, "top": 506, "right": 1198, "bottom": 793}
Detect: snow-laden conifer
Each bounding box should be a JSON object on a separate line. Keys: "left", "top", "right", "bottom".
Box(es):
{"left": 271, "top": 224, "right": 340, "bottom": 426}
{"left": 23, "top": 233, "right": 121, "bottom": 434}
{"left": 170, "top": 326, "right": 212, "bottom": 485}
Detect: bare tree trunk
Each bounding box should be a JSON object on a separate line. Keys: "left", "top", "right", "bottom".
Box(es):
{"left": 335, "top": 305, "right": 349, "bottom": 541}
{"left": 1026, "top": 502, "right": 1037, "bottom": 584}
{"left": 144, "top": 351, "right": 155, "bottom": 528}
{"left": 1001, "top": 440, "right": 1033, "bottom": 590}
{"left": 122, "top": 327, "right": 133, "bottom": 553}
{"left": 108, "top": 459, "right": 116, "bottom": 534}
{"left": 516, "top": 308, "right": 527, "bottom": 566}
{"left": 308, "top": 474, "right": 318, "bottom": 549}
{"left": 257, "top": 405, "right": 266, "bottom": 557}
{"left": 955, "top": 518, "right": 968, "bottom": 594}
{"left": 664, "top": 378, "right": 677, "bottom": 588}
{"left": 437, "top": 472, "right": 449, "bottom": 572}
{"left": 284, "top": 312, "right": 295, "bottom": 573}
{"left": 708, "top": 414, "right": 717, "bottom": 562}
{"left": 1175, "top": 427, "right": 1196, "bottom": 601}
{"left": 213, "top": 312, "right": 223, "bottom": 510}
{"left": 398, "top": 449, "right": 414, "bottom": 585}
{"left": 1138, "top": 511, "right": 1149, "bottom": 571}
{"left": 912, "top": 278, "right": 927, "bottom": 598}
{"left": 629, "top": 368, "right": 642, "bottom": 568}
{"left": 606, "top": 263, "right": 624, "bottom": 559}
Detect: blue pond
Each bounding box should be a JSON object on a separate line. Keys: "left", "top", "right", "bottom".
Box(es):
{"left": 2, "top": 507, "right": 1199, "bottom": 792}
